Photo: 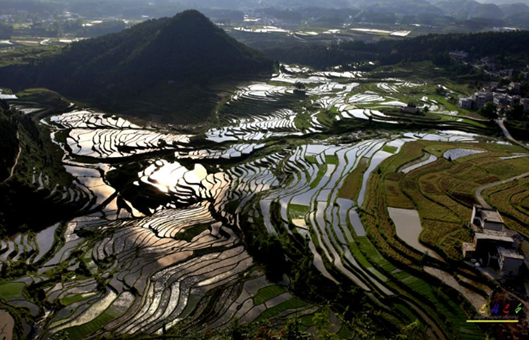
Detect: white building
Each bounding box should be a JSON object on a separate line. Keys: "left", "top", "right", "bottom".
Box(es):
{"left": 471, "top": 205, "right": 504, "bottom": 231}
{"left": 459, "top": 97, "right": 474, "bottom": 109}
{"left": 498, "top": 247, "right": 524, "bottom": 278}
{"left": 473, "top": 91, "right": 493, "bottom": 108}
{"left": 464, "top": 205, "right": 526, "bottom": 278}
{"left": 449, "top": 50, "right": 469, "bottom": 59}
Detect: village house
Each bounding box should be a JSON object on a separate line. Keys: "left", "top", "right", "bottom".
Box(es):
{"left": 459, "top": 97, "right": 474, "bottom": 109}
{"left": 508, "top": 82, "right": 521, "bottom": 94}
{"left": 449, "top": 50, "right": 469, "bottom": 60}
{"left": 463, "top": 205, "right": 525, "bottom": 278}
{"left": 473, "top": 91, "right": 494, "bottom": 108}
{"left": 460, "top": 81, "right": 525, "bottom": 111}
{"left": 499, "top": 69, "right": 514, "bottom": 78}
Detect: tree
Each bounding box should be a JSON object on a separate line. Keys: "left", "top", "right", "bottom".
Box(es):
{"left": 479, "top": 101, "right": 498, "bottom": 119}
{"left": 395, "top": 320, "right": 428, "bottom": 340}
{"left": 226, "top": 319, "right": 248, "bottom": 340}
{"left": 294, "top": 82, "right": 306, "bottom": 95}
{"left": 0, "top": 23, "right": 14, "bottom": 39}
{"left": 313, "top": 307, "right": 340, "bottom": 340}
{"left": 507, "top": 103, "right": 526, "bottom": 121}
{"left": 285, "top": 319, "right": 309, "bottom": 340}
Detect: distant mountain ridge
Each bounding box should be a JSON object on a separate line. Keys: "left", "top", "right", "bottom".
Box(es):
{"left": 0, "top": 10, "right": 273, "bottom": 123}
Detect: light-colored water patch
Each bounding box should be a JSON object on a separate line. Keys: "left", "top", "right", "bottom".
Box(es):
{"left": 388, "top": 208, "right": 430, "bottom": 254}
{"left": 33, "top": 223, "right": 60, "bottom": 263}
{"left": 0, "top": 89, "right": 17, "bottom": 100}
{"left": 401, "top": 154, "right": 438, "bottom": 174}
{"left": 0, "top": 309, "right": 14, "bottom": 340}
{"left": 350, "top": 28, "right": 392, "bottom": 34}
{"left": 390, "top": 31, "right": 411, "bottom": 37}
{"left": 443, "top": 148, "right": 485, "bottom": 161}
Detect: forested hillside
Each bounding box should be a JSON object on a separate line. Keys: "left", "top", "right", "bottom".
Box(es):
{"left": 0, "top": 99, "right": 90, "bottom": 235}
{"left": 0, "top": 100, "right": 18, "bottom": 182}
{"left": 261, "top": 30, "right": 529, "bottom": 68}
{"left": 0, "top": 10, "right": 273, "bottom": 123}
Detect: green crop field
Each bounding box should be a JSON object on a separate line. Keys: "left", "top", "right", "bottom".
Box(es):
{"left": 0, "top": 282, "right": 25, "bottom": 300}
{"left": 253, "top": 285, "right": 288, "bottom": 305}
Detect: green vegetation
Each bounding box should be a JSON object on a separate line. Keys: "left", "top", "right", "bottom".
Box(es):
{"left": 288, "top": 204, "right": 310, "bottom": 220}
{"left": 0, "top": 282, "right": 25, "bottom": 300}
{"left": 0, "top": 99, "right": 18, "bottom": 181}
{"left": 0, "top": 10, "right": 273, "bottom": 124}
{"left": 253, "top": 297, "right": 307, "bottom": 323}
{"left": 483, "top": 177, "right": 529, "bottom": 235}
{"left": 60, "top": 294, "right": 94, "bottom": 306}
{"left": 339, "top": 158, "right": 368, "bottom": 200}
{"left": 383, "top": 145, "right": 398, "bottom": 154}
{"left": 0, "top": 97, "right": 88, "bottom": 235}
{"left": 0, "top": 22, "right": 14, "bottom": 39}
{"left": 325, "top": 155, "right": 338, "bottom": 164}
{"left": 174, "top": 224, "right": 210, "bottom": 242}
{"left": 60, "top": 310, "right": 116, "bottom": 340}
{"left": 253, "top": 285, "right": 287, "bottom": 305}
{"left": 310, "top": 164, "right": 327, "bottom": 189}
{"left": 262, "top": 30, "right": 529, "bottom": 70}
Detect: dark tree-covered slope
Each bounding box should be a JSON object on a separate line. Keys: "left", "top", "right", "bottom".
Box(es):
{"left": 0, "top": 10, "right": 273, "bottom": 123}
{"left": 0, "top": 100, "right": 18, "bottom": 182}
{"left": 0, "top": 97, "right": 90, "bottom": 235}
{"left": 260, "top": 31, "right": 529, "bottom": 69}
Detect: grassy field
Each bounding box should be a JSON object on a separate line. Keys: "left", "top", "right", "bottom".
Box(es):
{"left": 253, "top": 297, "right": 307, "bottom": 323}
{"left": 382, "top": 141, "right": 529, "bottom": 256}
{"left": 339, "top": 158, "right": 368, "bottom": 200}
{"left": 0, "top": 282, "right": 25, "bottom": 300}
{"left": 330, "top": 137, "right": 529, "bottom": 339}
{"left": 382, "top": 145, "right": 398, "bottom": 154}
{"left": 310, "top": 164, "right": 327, "bottom": 189}
{"left": 60, "top": 294, "right": 94, "bottom": 306}
{"left": 61, "top": 310, "right": 116, "bottom": 340}
{"left": 483, "top": 177, "right": 529, "bottom": 235}
{"left": 289, "top": 204, "right": 310, "bottom": 220}
{"left": 253, "top": 285, "right": 288, "bottom": 305}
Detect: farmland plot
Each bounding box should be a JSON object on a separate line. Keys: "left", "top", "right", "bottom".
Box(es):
{"left": 1, "top": 64, "right": 511, "bottom": 339}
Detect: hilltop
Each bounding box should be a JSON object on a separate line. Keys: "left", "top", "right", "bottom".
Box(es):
{"left": 0, "top": 10, "right": 274, "bottom": 124}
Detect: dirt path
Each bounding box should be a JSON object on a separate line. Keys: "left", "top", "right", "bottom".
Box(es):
{"left": 3, "top": 131, "right": 21, "bottom": 184}
{"left": 497, "top": 119, "right": 529, "bottom": 151}
{"left": 475, "top": 171, "right": 529, "bottom": 209}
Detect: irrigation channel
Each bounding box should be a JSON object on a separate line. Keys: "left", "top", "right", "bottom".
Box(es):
{"left": 1, "top": 64, "right": 519, "bottom": 339}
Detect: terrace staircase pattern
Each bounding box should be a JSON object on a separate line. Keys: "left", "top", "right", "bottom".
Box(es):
{"left": 0, "top": 64, "right": 503, "bottom": 339}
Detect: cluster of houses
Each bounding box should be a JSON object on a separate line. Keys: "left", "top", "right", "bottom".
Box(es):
{"left": 463, "top": 205, "right": 526, "bottom": 279}
{"left": 450, "top": 50, "right": 529, "bottom": 79}
{"left": 459, "top": 81, "right": 529, "bottom": 112}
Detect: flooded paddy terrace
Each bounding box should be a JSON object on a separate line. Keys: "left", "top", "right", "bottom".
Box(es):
{"left": 0, "top": 65, "right": 513, "bottom": 339}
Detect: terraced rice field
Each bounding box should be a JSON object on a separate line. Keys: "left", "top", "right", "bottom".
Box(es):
{"left": 1, "top": 64, "right": 523, "bottom": 339}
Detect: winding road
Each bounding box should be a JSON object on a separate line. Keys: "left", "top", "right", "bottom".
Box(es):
{"left": 473, "top": 119, "right": 529, "bottom": 207}
{"left": 497, "top": 118, "right": 529, "bottom": 151}
{"left": 475, "top": 172, "right": 529, "bottom": 209}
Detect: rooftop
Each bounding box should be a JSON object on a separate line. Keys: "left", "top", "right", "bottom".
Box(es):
{"left": 498, "top": 247, "right": 525, "bottom": 260}
{"left": 463, "top": 242, "right": 476, "bottom": 251}
{"left": 480, "top": 209, "right": 504, "bottom": 224}
{"left": 475, "top": 232, "right": 513, "bottom": 243}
